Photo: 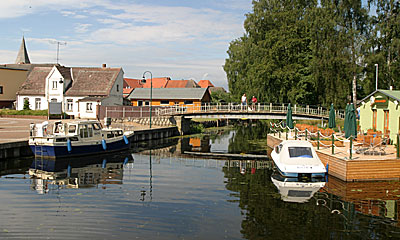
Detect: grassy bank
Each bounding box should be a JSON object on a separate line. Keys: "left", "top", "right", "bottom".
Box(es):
{"left": 0, "top": 109, "right": 48, "bottom": 116}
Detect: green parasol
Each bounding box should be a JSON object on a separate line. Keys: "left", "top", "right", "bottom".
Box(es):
{"left": 328, "top": 103, "right": 336, "bottom": 129}
{"left": 345, "top": 103, "right": 357, "bottom": 138}
{"left": 286, "top": 103, "right": 294, "bottom": 129}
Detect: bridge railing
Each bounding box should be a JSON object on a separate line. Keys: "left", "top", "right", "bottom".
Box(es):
{"left": 156, "top": 103, "right": 345, "bottom": 119}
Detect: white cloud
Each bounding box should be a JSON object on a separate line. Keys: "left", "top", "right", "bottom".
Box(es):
{"left": 75, "top": 23, "right": 92, "bottom": 33}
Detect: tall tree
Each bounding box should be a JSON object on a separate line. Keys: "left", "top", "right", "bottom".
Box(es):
{"left": 362, "top": 0, "right": 400, "bottom": 94}
{"left": 224, "top": 0, "right": 317, "bottom": 104}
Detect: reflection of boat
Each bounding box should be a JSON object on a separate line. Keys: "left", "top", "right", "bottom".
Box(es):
{"left": 271, "top": 140, "right": 326, "bottom": 178}
{"left": 29, "top": 152, "right": 134, "bottom": 194}
{"left": 271, "top": 172, "right": 325, "bottom": 203}
{"left": 29, "top": 120, "right": 133, "bottom": 158}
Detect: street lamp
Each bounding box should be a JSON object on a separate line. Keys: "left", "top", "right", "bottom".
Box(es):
{"left": 142, "top": 71, "right": 153, "bottom": 128}
{"left": 375, "top": 64, "right": 378, "bottom": 90}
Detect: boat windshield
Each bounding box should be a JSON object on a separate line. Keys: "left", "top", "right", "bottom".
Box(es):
{"left": 288, "top": 147, "right": 313, "bottom": 158}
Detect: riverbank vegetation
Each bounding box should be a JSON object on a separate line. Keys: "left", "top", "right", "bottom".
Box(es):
{"left": 0, "top": 109, "right": 47, "bottom": 116}
{"left": 224, "top": 0, "right": 400, "bottom": 108}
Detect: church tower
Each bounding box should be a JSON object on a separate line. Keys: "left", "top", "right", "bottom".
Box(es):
{"left": 15, "top": 36, "right": 31, "bottom": 64}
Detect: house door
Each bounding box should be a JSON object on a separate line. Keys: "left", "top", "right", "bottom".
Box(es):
{"left": 384, "top": 110, "right": 389, "bottom": 133}
{"left": 372, "top": 109, "right": 377, "bottom": 130}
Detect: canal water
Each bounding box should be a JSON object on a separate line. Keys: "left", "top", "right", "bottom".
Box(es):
{"left": 1, "top": 124, "right": 400, "bottom": 239}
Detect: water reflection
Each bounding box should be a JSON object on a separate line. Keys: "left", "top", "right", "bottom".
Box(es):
{"left": 2, "top": 124, "right": 400, "bottom": 238}
{"left": 271, "top": 172, "right": 325, "bottom": 203}
{"left": 29, "top": 151, "right": 134, "bottom": 194}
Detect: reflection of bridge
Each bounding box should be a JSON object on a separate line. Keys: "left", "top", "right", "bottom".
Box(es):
{"left": 157, "top": 103, "right": 345, "bottom": 120}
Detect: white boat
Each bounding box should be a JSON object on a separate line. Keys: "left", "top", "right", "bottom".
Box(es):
{"left": 270, "top": 140, "right": 327, "bottom": 178}
{"left": 29, "top": 120, "right": 133, "bottom": 159}
{"left": 271, "top": 172, "right": 326, "bottom": 203}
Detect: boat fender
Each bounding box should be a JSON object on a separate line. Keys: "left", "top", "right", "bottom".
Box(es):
{"left": 102, "top": 139, "right": 107, "bottom": 150}
{"left": 123, "top": 157, "right": 129, "bottom": 165}
{"left": 102, "top": 159, "right": 107, "bottom": 169}
{"left": 67, "top": 139, "right": 72, "bottom": 153}
{"left": 67, "top": 165, "right": 71, "bottom": 178}
{"left": 123, "top": 135, "right": 129, "bottom": 145}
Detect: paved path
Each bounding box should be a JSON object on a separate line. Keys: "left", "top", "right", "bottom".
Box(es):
{"left": 0, "top": 118, "right": 45, "bottom": 143}
{"left": 0, "top": 117, "right": 160, "bottom": 144}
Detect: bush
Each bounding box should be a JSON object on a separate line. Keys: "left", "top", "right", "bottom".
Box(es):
{"left": 23, "top": 99, "right": 30, "bottom": 110}
{"left": 0, "top": 109, "right": 48, "bottom": 116}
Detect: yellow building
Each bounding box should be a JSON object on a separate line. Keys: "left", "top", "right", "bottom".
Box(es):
{"left": 128, "top": 88, "right": 211, "bottom": 111}
{"left": 0, "top": 66, "right": 28, "bottom": 108}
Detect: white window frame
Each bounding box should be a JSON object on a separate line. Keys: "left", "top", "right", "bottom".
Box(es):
{"left": 86, "top": 102, "right": 93, "bottom": 112}
{"left": 160, "top": 100, "right": 170, "bottom": 105}
{"left": 35, "top": 98, "right": 41, "bottom": 110}
{"left": 67, "top": 99, "right": 73, "bottom": 112}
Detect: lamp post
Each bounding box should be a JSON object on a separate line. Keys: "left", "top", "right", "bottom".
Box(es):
{"left": 142, "top": 71, "right": 153, "bottom": 128}
{"left": 375, "top": 64, "right": 378, "bottom": 90}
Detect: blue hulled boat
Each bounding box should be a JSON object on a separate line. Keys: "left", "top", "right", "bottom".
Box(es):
{"left": 29, "top": 120, "right": 133, "bottom": 159}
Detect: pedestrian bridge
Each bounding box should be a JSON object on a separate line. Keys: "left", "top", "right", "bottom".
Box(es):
{"left": 156, "top": 103, "right": 345, "bottom": 120}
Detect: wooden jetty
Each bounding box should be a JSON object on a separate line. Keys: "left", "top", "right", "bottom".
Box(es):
{"left": 267, "top": 134, "right": 400, "bottom": 182}
{"left": 183, "top": 151, "right": 269, "bottom": 160}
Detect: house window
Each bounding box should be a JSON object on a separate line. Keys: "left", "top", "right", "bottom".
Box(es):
{"left": 372, "top": 109, "right": 377, "bottom": 130}
{"left": 86, "top": 103, "right": 93, "bottom": 112}
{"left": 145, "top": 101, "right": 150, "bottom": 106}
{"left": 117, "top": 84, "right": 119, "bottom": 92}
{"left": 0, "top": 86, "right": 3, "bottom": 94}
{"left": 137, "top": 100, "right": 143, "bottom": 106}
{"left": 184, "top": 100, "right": 193, "bottom": 105}
{"left": 51, "top": 98, "right": 57, "bottom": 102}
{"left": 52, "top": 81, "right": 57, "bottom": 89}
{"left": 160, "top": 100, "right": 169, "bottom": 105}
{"left": 67, "top": 99, "right": 73, "bottom": 112}
{"left": 384, "top": 110, "right": 389, "bottom": 133}
{"left": 175, "top": 102, "right": 179, "bottom": 105}
{"left": 35, "top": 98, "right": 41, "bottom": 110}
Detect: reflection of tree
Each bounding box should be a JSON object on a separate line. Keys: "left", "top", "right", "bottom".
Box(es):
{"left": 222, "top": 165, "right": 400, "bottom": 239}
{"left": 228, "top": 122, "right": 269, "bottom": 154}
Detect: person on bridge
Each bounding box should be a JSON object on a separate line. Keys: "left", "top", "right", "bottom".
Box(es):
{"left": 251, "top": 96, "right": 257, "bottom": 110}
{"left": 241, "top": 94, "right": 247, "bottom": 111}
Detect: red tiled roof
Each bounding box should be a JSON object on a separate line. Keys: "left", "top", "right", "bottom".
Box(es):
{"left": 142, "top": 77, "right": 170, "bottom": 88}
{"left": 124, "top": 78, "right": 143, "bottom": 89}
{"left": 165, "top": 79, "right": 200, "bottom": 88}
{"left": 198, "top": 80, "right": 214, "bottom": 88}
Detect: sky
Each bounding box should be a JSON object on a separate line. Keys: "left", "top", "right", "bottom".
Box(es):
{"left": 0, "top": 0, "right": 253, "bottom": 90}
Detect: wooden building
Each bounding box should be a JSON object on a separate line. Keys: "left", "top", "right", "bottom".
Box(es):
{"left": 359, "top": 89, "right": 400, "bottom": 142}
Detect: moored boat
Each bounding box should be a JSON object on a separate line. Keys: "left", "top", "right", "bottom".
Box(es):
{"left": 29, "top": 120, "right": 133, "bottom": 159}
{"left": 270, "top": 140, "right": 326, "bottom": 179}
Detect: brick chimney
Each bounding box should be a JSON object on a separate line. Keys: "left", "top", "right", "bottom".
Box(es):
{"left": 102, "top": 63, "right": 107, "bottom": 68}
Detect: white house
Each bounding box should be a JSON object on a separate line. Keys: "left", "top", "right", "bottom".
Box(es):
{"left": 16, "top": 64, "right": 124, "bottom": 119}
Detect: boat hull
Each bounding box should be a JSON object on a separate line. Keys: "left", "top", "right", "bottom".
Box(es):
{"left": 30, "top": 138, "right": 129, "bottom": 159}
{"left": 274, "top": 163, "right": 326, "bottom": 179}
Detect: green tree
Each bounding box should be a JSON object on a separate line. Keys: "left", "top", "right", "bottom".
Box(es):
{"left": 362, "top": 0, "right": 400, "bottom": 96}
{"left": 224, "top": 0, "right": 317, "bottom": 104}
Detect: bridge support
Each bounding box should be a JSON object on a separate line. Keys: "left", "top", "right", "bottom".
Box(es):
{"left": 173, "top": 116, "right": 191, "bottom": 135}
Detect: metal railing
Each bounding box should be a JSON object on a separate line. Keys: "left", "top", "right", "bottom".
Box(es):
{"left": 156, "top": 103, "right": 345, "bottom": 119}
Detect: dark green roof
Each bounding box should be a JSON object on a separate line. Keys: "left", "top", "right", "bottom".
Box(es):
{"left": 128, "top": 88, "right": 209, "bottom": 100}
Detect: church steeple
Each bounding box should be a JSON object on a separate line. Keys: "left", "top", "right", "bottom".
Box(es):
{"left": 15, "top": 36, "right": 31, "bottom": 64}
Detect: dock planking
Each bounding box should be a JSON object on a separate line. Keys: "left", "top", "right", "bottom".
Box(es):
{"left": 267, "top": 134, "right": 400, "bottom": 181}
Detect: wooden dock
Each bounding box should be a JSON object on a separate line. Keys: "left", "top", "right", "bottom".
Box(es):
{"left": 267, "top": 134, "right": 400, "bottom": 181}
{"left": 183, "top": 151, "right": 269, "bottom": 159}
